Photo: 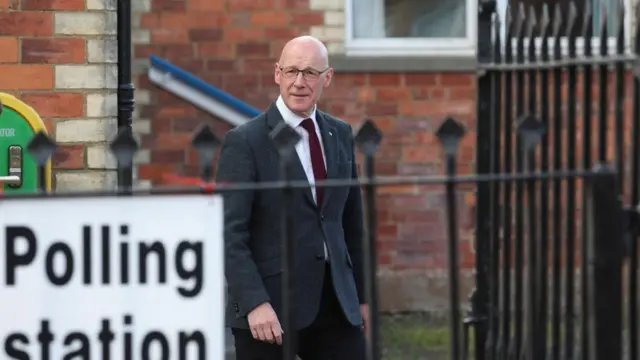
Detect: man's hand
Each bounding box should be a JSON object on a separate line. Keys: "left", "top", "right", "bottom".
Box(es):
{"left": 360, "top": 304, "right": 369, "bottom": 338}
{"left": 247, "top": 302, "right": 283, "bottom": 345}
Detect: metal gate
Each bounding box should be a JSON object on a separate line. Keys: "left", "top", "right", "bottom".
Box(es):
{"left": 471, "top": 1, "right": 636, "bottom": 359}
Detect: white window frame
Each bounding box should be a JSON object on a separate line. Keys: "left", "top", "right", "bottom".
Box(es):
{"left": 344, "top": 0, "right": 478, "bottom": 57}
{"left": 496, "top": 0, "right": 635, "bottom": 57}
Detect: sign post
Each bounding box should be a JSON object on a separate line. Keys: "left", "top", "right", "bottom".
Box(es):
{"left": 0, "top": 194, "right": 225, "bottom": 360}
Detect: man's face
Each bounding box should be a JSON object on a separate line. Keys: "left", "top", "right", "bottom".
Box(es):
{"left": 274, "top": 46, "right": 333, "bottom": 117}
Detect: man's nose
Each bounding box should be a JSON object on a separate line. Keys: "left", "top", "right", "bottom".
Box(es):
{"left": 293, "top": 72, "right": 306, "bottom": 86}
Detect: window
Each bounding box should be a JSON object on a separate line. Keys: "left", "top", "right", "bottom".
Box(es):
{"left": 345, "top": 0, "right": 477, "bottom": 57}
{"left": 495, "top": 0, "right": 632, "bottom": 55}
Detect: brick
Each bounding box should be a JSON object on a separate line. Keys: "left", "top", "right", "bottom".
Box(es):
{"left": 376, "top": 87, "right": 412, "bottom": 101}
{"left": 250, "top": 12, "right": 289, "bottom": 27}
{"left": 0, "top": 65, "right": 53, "bottom": 90}
{"left": 198, "top": 43, "right": 234, "bottom": 58}
{"left": 264, "top": 28, "right": 299, "bottom": 39}
{"left": 22, "top": 0, "right": 84, "bottom": 10}
{"left": 152, "top": 0, "right": 185, "bottom": 11}
{"left": 22, "top": 93, "right": 84, "bottom": 117}
{"left": 243, "top": 58, "right": 276, "bottom": 73}
{"left": 54, "top": 13, "right": 113, "bottom": 35}
{"left": 229, "top": 0, "right": 267, "bottom": 10}
{"left": 56, "top": 171, "right": 117, "bottom": 191}
{"left": 370, "top": 74, "right": 402, "bottom": 86}
{"left": 224, "top": 28, "right": 264, "bottom": 41}
{"left": 0, "top": 12, "right": 53, "bottom": 36}
{"left": 291, "top": 12, "right": 324, "bottom": 26}
{"left": 87, "top": 39, "right": 117, "bottom": 63}
{"left": 139, "top": 13, "right": 160, "bottom": 28}
{"left": 187, "top": 0, "right": 223, "bottom": 11}
{"left": 138, "top": 164, "right": 175, "bottom": 181}
{"left": 439, "top": 73, "right": 474, "bottom": 87}
{"left": 53, "top": 144, "right": 85, "bottom": 169}
{"left": 22, "top": 38, "right": 85, "bottom": 63}
{"left": 87, "top": 0, "right": 116, "bottom": 10}
{"left": 55, "top": 65, "right": 117, "bottom": 89}
{"left": 87, "top": 145, "right": 117, "bottom": 169}
{"left": 151, "top": 149, "right": 185, "bottom": 163}
{"left": 309, "top": 0, "right": 340, "bottom": 10}
{"left": 189, "top": 28, "right": 223, "bottom": 42}
{"left": 86, "top": 93, "right": 117, "bottom": 117}
{"left": 236, "top": 42, "right": 270, "bottom": 57}
{"left": 151, "top": 29, "right": 188, "bottom": 43}
{"left": 0, "top": 37, "right": 18, "bottom": 63}
{"left": 133, "top": 29, "right": 151, "bottom": 44}
{"left": 324, "top": 11, "right": 344, "bottom": 26}
{"left": 56, "top": 118, "right": 117, "bottom": 142}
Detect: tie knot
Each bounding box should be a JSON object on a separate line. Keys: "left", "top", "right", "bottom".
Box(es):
{"left": 300, "top": 118, "right": 315, "bottom": 133}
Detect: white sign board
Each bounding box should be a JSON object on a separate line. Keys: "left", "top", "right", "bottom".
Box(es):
{"left": 0, "top": 195, "right": 224, "bottom": 360}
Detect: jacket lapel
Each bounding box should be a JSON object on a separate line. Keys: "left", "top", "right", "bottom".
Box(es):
{"left": 316, "top": 112, "right": 338, "bottom": 211}
{"left": 265, "top": 103, "right": 316, "bottom": 208}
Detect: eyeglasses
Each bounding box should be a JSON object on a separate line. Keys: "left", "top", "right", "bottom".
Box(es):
{"left": 278, "top": 65, "right": 329, "bottom": 81}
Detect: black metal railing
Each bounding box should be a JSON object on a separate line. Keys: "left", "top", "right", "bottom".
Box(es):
{"left": 474, "top": 1, "right": 636, "bottom": 359}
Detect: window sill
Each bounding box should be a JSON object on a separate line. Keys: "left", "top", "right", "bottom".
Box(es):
{"left": 331, "top": 55, "right": 477, "bottom": 73}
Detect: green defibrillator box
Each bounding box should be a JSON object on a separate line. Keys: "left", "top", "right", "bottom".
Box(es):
{"left": 0, "top": 93, "right": 52, "bottom": 194}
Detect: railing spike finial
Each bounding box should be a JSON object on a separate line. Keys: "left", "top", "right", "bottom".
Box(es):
{"left": 269, "top": 121, "right": 301, "bottom": 159}
{"left": 526, "top": 5, "right": 538, "bottom": 39}
{"left": 517, "top": 115, "right": 546, "bottom": 151}
{"left": 436, "top": 117, "right": 466, "bottom": 157}
{"left": 191, "top": 123, "right": 220, "bottom": 180}
{"left": 540, "top": 4, "right": 551, "bottom": 39}
{"left": 109, "top": 128, "right": 139, "bottom": 169}
{"left": 582, "top": 2, "right": 593, "bottom": 38}
{"left": 615, "top": 0, "right": 625, "bottom": 37}
{"left": 27, "top": 131, "right": 57, "bottom": 166}
{"left": 354, "top": 119, "right": 383, "bottom": 156}
{"left": 514, "top": 2, "right": 527, "bottom": 38}
{"left": 597, "top": 1, "right": 608, "bottom": 38}
{"left": 552, "top": 3, "right": 564, "bottom": 37}
{"left": 567, "top": 1, "right": 578, "bottom": 37}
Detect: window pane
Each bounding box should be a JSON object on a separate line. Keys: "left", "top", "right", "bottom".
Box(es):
{"left": 352, "top": 0, "right": 467, "bottom": 39}
{"left": 501, "top": 0, "right": 619, "bottom": 37}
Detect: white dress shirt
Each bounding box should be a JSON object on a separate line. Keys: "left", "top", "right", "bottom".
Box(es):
{"left": 275, "top": 95, "right": 329, "bottom": 261}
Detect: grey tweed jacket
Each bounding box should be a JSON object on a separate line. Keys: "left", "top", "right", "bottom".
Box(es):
{"left": 215, "top": 102, "right": 365, "bottom": 331}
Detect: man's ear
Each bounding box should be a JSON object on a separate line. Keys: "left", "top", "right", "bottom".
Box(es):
{"left": 274, "top": 63, "right": 281, "bottom": 86}
{"left": 323, "top": 67, "right": 334, "bottom": 88}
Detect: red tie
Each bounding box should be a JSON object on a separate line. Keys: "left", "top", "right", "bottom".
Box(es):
{"left": 300, "top": 118, "right": 326, "bottom": 206}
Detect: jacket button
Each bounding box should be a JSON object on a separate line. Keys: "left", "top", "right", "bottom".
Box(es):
{"left": 316, "top": 253, "right": 324, "bottom": 260}
{"left": 320, "top": 214, "right": 325, "bottom": 220}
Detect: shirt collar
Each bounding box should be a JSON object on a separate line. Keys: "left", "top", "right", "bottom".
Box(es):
{"left": 276, "top": 95, "right": 317, "bottom": 128}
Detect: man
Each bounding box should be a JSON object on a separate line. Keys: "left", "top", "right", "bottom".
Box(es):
{"left": 216, "top": 36, "right": 368, "bottom": 360}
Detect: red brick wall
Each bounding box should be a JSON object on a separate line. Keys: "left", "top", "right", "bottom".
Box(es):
{"left": 134, "top": 0, "right": 478, "bottom": 271}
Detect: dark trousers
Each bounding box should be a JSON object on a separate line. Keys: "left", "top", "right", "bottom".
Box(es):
{"left": 232, "top": 264, "right": 367, "bottom": 360}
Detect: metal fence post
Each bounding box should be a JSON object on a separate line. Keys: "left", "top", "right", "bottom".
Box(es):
{"left": 437, "top": 118, "right": 466, "bottom": 360}
{"left": 469, "top": 1, "right": 496, "bottom": 359}
{"left": 270, "top": 121, "right": 301, "bottom": 360}
{"left": 354, "top": 119, "right": 383, "bottom": 360}
{"left": 586, "top": 164, "right": 624, "bottom": 360}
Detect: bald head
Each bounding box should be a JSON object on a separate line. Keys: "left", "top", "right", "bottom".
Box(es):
{"left": 278, "top": 36, "right": 329, "bottom": 69}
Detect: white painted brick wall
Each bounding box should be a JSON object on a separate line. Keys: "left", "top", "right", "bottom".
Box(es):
{"left": 51, "top": 5, "right": 119, "bottom": 191}
{"left": 309, "top": 0, "right": 347, "bottom": 54}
